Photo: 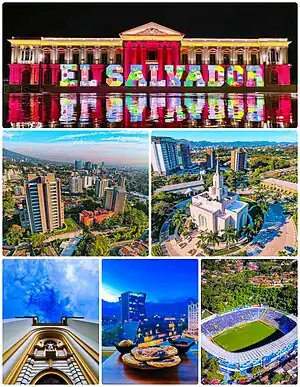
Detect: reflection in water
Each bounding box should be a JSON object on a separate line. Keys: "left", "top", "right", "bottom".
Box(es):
{"left": 4, "top": 92, "right": 297, "bottom": 128}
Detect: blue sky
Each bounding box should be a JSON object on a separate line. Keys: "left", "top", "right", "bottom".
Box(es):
{"left": 3, "top": 260, "right": 99, "bottom": 323}
{"left": 152, "top": 130, "right": 297, "bottom": 143}
{"left": 3, "top": 130, "right": 149, "bottom": 166}
{"left": 102, "top": 259, "right": 198, "bottom": 303}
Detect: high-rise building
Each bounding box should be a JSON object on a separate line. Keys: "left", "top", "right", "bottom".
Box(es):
{"left": 92, "top": 163, "right": 98, "bottom": 170}
{"left": 231, "top": 149, "right": 248, "bottom": 172}
{"left": 69, "top": 176, "right": 83, "bottom": 193}
{"left": 24, "top": 174, "right": 64, "bottom": 233}
{"left": 206, "top": 148, "right": 216, "bottom": 169}
{"left": 118, "top": 176, "right": 126, "bottom": 187}
{"left": 85, "top": 161, "right": 92, "bottom": 170}
{"left": 151, "top": 136, "right": 180, "bottom": 175}
{"left": 188, "top": 301, "right": 198, "bottom": 335}
{"left": 95, "top": 178, "right": 108, "bottom": 198}
{"left": 104, "top": 186, "right": 127, "bottom": 214}
{"left": 119, "top": 291, "right": 147, "bottom": 323}
{"left": 74, "top": 160, "right": 83, "bottom": 170}
{"left": 82, "top": 175, "right": 93, "bottom": 189}
{"left": 177, "top": 141, "right": 192, "bottom": 170}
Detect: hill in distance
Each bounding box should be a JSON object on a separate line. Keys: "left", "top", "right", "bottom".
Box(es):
{"left": 3, "top": 148, "right": 71, "bottom": 165}
{"left": 188, "top": 140, "right": 297, "bottom": 148}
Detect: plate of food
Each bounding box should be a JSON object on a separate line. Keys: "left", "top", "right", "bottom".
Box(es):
{"left": 122, "top": 345, "right": 181, "bottom": 370}
{"left": 113, "top": 339, "right": 137, "bottom": 354}
{"left": 168, "top": 338, "right": 196, "bottom": 354}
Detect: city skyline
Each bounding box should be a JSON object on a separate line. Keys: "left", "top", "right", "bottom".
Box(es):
{"left": 152, "top": 130, "right": 298, "bottom": 144}
{"left": 3, "top": 130, "right": 149, "bottom": 166}
{"left": 3, "top": 259, "right": 99, "bottom": 322}
{"left": 102, "top": 259, "right": 198, "bottom": 303}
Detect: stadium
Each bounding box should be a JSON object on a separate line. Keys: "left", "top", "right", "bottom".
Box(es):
{"left": 201, "top": 306, "right": 298, "bottom": 376}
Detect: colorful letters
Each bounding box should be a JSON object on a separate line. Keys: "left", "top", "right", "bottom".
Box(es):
{"left": 60, "top": 65, "right": 78, "bottom": 87}
{"left": 106, "top": 65, "right": 124, "bottom": 87}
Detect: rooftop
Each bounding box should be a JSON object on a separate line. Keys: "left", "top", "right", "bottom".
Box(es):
{"left": 262, "top": 178, "right": 297, "bottom": 192}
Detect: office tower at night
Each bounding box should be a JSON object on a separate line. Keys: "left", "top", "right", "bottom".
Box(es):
{"left": 151, "top": 136, "right": 180, "bottom": 175}
{"left": 188, "top": 301, "right": 199, "bottom": 335}
{"left": 206, "top": 148, "right": 216, "bottom": 169}
{"left": 104, "top": 186, "right": 127, "bottom": 214}
{"left": 95, "top": 178, "right": 108, "bottom": 198}
{"left": 69, "top": 176, "right": 83, "bottom": 193}
{"left": 231, "top": 149, "right": 248, "bottom": 171}
{"left": 177, "top": 141, "right": 192, "bottom": 170}
{"left": 119, "top": 291, "right": 147, "bottom": 323}
{"left": 24, "top": 174, "right": 64, "bottom": 233}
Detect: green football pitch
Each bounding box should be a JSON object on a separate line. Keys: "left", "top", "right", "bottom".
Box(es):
{"left": 213, "top": 321, "right": 284, "bottom": 352}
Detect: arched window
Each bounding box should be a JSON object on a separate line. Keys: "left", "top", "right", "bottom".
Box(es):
{"left": 199, "top": 214, "right": 207, "bottom": 228}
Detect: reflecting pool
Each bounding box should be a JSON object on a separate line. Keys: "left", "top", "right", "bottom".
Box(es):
{"left": 3, "top": 92, "right": 297, "bottom": 128}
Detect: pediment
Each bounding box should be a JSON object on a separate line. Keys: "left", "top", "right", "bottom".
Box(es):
{"left": 120, "top": 22, "right": 184, "bottom": 37}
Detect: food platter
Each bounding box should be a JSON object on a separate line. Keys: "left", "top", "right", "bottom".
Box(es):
{"left": 121, "top": 345, "right": 181, "bottom": 371}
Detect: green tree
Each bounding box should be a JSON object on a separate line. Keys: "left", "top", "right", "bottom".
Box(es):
{"left": 221, "top": 226, "right": 238, "bottom": 248}
{"left": 242, "top": 223, "right": 256, "bottom": 240}
{"left": 206, "top": 231, "right": 221, "bottom": 252}
{"left": 5, "top": 224, "right": 25, "bottom": 246}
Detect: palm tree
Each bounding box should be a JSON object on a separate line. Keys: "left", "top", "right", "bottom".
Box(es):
{"left": 256, "top": 201, "right": 269, "bottom": 216}
{"left": 242, "top": 223, "right": 256, "bottom": 241}
{"left": 254, "top": 214, "right": 264, "bottom": 233}
{"left": 206, "top": 231, "right": 221, "bottom": 253}
{"left": 221, "top": 226, "right": 238, "bottom": 249}
{"left": 196, "top": 230, "right": 208, "bottom": 249}
{"left": 171, "top": 209, "right": 185, "bottom": 236}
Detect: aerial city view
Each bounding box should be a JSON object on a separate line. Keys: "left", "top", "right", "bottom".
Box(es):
{"left": 201, "top": 259, "right": 298, "bottom": 385}
{"left": 152, "top": 130, "right": 297, "bottom": 257}
{"left": 3, "top": 3, "right": 297, "bottom": 127}
{"left": 2, "top": 131, "right": 149, "bottom": 257}
{"left": 102, "top": 259, "right": 198, "bottom": 384}
{"left": 2, "top": 259, "right": 99, "bottom": 384}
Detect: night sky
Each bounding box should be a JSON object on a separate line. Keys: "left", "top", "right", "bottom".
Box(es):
{"left": 3, "top": 2, "right": 297, "bottom": 81}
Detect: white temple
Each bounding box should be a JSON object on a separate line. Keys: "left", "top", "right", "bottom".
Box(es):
{"left": 190, "top": 160, "right": 249, "bottom": 233}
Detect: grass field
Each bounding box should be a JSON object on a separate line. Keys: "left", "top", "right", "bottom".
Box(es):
{"left": 213, "top": 321, "right": 284, "bottom": 352}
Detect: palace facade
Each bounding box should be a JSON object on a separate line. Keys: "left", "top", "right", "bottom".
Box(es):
{"left": 8, "top": 22, "right": 292, "bottom": 86}
{"left": 3, "top": 317, "right": 99, "bottom": 384}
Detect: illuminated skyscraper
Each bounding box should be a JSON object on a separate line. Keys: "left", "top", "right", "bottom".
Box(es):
{"left": 188, "top": 301, "right": 198, "bottom": 335}
{"left": 119, "top": 291, "right": 147, "bottom": 323}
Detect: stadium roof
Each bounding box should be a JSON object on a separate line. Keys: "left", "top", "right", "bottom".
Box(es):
{"left": 201, "top": 307, "right": 297, "bottom": 364}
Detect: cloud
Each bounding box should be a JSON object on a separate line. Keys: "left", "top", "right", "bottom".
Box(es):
{"left": 3, "top": 260, "right": 99, "bottom": 323}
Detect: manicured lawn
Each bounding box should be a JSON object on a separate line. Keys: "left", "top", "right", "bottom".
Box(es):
{"left": 213, "top": 321, "right": 283, "bottom": 352}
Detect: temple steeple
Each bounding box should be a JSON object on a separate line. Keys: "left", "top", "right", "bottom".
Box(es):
{"left": 209, "top": 158, "right": 228, "bottom": 201}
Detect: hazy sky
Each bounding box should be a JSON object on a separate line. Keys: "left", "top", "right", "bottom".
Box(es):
{"left": 3, "top": 130, "right": 149, "bottom": 166}
{"left": 102, "top": 259, "right": 198, "bottom": 303}
{"left": 3, "top": 259, "right": 99, "bottom": 323}
{"left": 152, "top": 130, "right": 297, "bottom": 143}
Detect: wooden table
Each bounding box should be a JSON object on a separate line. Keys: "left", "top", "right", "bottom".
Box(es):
{"left": 102, "top": 350, "right": 198, "bottom": 384}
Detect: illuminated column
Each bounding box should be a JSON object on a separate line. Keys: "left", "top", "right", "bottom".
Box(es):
{"left": 203, "top": 47, "right": 208, "bottom": 64}
{"left": 124, "top": 42, "right": 130, "bottom": 80}
{"left": 217, "top": 47, "right": 221, "bottom": 64}
{"left": 94, "top": 47, "right": 100, "bottom": 64}
{"left": 172, "top": 43, "right": 179, "bottom": 67}
{"left": 231, "top": 48, "right": 236, "bottom": 64}
{"left": 244, "top": 47, "right": 249, "bottom": 64}
{"left": 158, "top": 45, "right": 163, "bottom": 80}
{"left": 66, "top": 48, "right": 71, "bottom": 64}
{"left": 141, "top": 44, "right": 147, "bottom": 79}
{"left": 132, "top": 45, "right": 137, "bottom": 64}
{"left": 81, "top": 47, "right": 86, "bottom": 63}
{"left": 109, "top": 47, "right": 115, "bottom": 64}
{"left": 11, "top": 46, "right": 16, "bottom": 63}
{"left": 167, "top": 46, "right": 172, "bottom": 65}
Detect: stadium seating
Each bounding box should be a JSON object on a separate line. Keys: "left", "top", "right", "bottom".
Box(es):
{"left": 262, "top": 309, "right": 296, "bottom": 334}
{"left": 202, "top": 307, "right": 295, "bottom": 337}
